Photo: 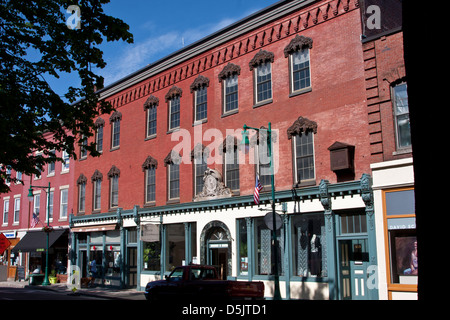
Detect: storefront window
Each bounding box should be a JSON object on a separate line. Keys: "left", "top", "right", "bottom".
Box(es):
{"left": 254, "top": 217, "right": 284, "bottom": 276}
{"left": 385, "top": 188, "right": 416, "bottom": 285}
{"left": 165, "top": 223, "right": 185, "bottom": 271}
{"left": 90, "top": 248, "right": 103, "bottom": 277}
{"left": 105, "top": 247, "right": 121, "bottom": 277}
{"left": 142, "top": 224, "right": 161, "bottom": 271}
{"left": 389, "top": 230, "right": 417, "bottom": 284}
{"left": 292, "top": 213, "right": 326, "bottom": 277}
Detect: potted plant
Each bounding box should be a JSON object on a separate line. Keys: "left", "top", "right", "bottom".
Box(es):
{"left": 48, "top": 270, "right": 58, "bottom": 284}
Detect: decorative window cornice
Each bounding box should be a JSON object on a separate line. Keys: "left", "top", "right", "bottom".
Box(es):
{"left": 91, "top": 170, "right": 103, "bottom": 182}
{"left": 165, "top": 86, "right": 183, "bottom": 102}
{"left": 143, "top": 95, "right": 159, "bottom": 110}
{"left": 191, "top": 143, "right": 210, "bottom": 160}
{"left": 164, "top": 150, "right": 181, "bottom": 166}
{"left": 220, "top": 135, "right": 240, "bottom": 155}
{"left": 109, "top": 110, "right": 122, "bottom": 123}
{"left": 77, "top": 173, "right": 87, "bottom": 185}
{"left": 142, "top": 155, "right": 158, "bottom": 171}
{"left": 190, "top": 75, "right": 210, "bottom": 93}
{"left": 249, "top": 49, "right": 275, "bottom": 71}
{"left": 218, "top": 63, "right": 241, "bottom": 82}
{"left": 283, "top": 35, "right": 313, "bottom": 57}
{"left": 107, "top": 165, "right": 120, "bottom": 178}
{"left": 94, "top": 118, "right": 105, "bottom": 128}
{"left": 287, "top": 116, "right": 318, "bottom": 139}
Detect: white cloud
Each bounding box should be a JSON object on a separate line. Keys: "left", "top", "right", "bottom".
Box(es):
{"left": 100, "top": 15, "right": 248, "bottom": 86}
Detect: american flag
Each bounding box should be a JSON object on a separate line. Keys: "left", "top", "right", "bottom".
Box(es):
{"left": 31, "top": 212, "right": 39, "bottom": 228}
{"left": 253, "top": 174, "right": 263, "bottom": 205}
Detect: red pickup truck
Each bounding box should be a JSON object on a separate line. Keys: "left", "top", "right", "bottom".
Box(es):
{"left": 144, "top": 265, "right": 264, "bottom": 301}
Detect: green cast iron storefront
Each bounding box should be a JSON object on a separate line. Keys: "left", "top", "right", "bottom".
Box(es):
{"left": 70, "top": 175, "right": 379, "bottom": 299}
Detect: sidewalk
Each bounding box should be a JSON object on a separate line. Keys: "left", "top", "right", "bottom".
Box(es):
{"left": 0, "top": 279, "right": 146, "bottom": 300}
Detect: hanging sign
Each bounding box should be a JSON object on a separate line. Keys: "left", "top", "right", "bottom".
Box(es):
{"left": 264, "top": 212, "right": 282, "bottom": 230}
{"left": 0, "top": 233, "right": 11, "bottom": 255}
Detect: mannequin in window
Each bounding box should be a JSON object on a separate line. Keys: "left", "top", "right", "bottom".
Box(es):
{"left": 309, "top": 233, "right": 321, "bottom": 276}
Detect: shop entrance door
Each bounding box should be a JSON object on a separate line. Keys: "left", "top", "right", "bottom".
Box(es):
{"left": 127, "top": 247, "right": 137, "bottom": 287}
{"left": 80, "top": 250, "right": 88, "bottom": 278}
{"left": 208, "top": 242, "right": 229, "bottom": 280}
{"left": 338, "top": 238, "right": 369, "bottom": 300}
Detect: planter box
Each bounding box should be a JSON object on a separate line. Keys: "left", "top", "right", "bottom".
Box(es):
{"left": 57, "top": 274, "right": 68, "bottom": 283}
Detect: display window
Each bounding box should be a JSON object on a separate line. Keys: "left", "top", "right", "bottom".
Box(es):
{"left": 383, "top": 187, "right": 417, "bottom": 295}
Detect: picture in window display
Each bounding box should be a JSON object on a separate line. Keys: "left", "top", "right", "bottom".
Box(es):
{"left": 394, "top": 236, "right": 418, "bottom": 278}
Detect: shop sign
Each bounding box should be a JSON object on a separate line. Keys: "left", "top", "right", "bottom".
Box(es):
{"left": 141, "top": 224, "right": 159, "bottom": 242}
{"left": 2, "top": 231, "right": 16, "bottom": 238}
{"left": 387, "top": 217, "right": 416, "bottom": 230}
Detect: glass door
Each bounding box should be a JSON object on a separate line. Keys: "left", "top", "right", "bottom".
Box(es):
{"left": 127, "top": 247, "right": 137, "bottom": 287}
{"left": 338, "top": 238, "right": 369, "bottom": 300}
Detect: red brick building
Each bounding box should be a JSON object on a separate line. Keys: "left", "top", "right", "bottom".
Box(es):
{"left": 69, "top": 0, "right": 379, "bottom": 299}
{"left": 1, "top": 131, "right": 74, "bottom": 282}
{"left": 360, "top": 0, "right": 416, "bottom": 300}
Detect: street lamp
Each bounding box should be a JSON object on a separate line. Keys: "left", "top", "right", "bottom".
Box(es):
{"left": 28, "top": 182, "right": 51, "bottom": 286}
{"left": 241, "top": 122, "right": 281, "bottom": 300}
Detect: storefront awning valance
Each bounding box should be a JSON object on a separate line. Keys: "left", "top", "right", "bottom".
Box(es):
{"left": 71, "top": 224, "right": 117, "bottom": 233}
{"left": 12, "top": 229, "right": 67, "bottom": 253}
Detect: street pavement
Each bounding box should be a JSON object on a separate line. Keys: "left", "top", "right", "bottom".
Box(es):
{"left": 0, "top": 279, "right": 146, "bottom": 300}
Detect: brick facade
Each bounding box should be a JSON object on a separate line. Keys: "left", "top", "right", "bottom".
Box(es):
{"left": 363, "top": 32, "right": 410, "bottom": 163}
{"left": 73, "top": 0, "right": 370, "bottom": 215}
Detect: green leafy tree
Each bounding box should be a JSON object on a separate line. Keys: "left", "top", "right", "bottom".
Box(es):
{"left": 0, "top": 0, "right": 133, "bottom": 192}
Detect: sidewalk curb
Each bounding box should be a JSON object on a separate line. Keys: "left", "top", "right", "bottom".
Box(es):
{"left": 23, "top": 284, "right": 144, "bottom": 300}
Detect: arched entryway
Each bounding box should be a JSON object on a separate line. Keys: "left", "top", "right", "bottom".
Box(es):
{"left": 199, "top": 221, "right": 232, "bottom": 280}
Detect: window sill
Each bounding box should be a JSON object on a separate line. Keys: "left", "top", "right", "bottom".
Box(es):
{"left": 166, "top": 127, "right": 180, "bottom": 135}
{"left": 110, "top": 146, "right": 120, "bottom": 152}
{"left": 221, "top": 109, "right": 239, "bottom": 118}
{"left": 143, "top": 201, "right": 156, "bottom": 208}
{"left": 252, "top": 99, "right": 273, "bottom": 109}
{"left": 166, "top": 198, "right": 180, "bottom": 205}
{"left": 392, "top": 147, "right": 412, "bottom": 156}
{"left": 145, "top": 134, "right": 157, "bottom": 141}
{"left": 193, "top": 119, "right": 207, "bottom": 126}
{"left": 289, "top": 87, "right": 312, "bottom": 98}
{"left": 293, "top": 179, "right": 316, "bottom": 188}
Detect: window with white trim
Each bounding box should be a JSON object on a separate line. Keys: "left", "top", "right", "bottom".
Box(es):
{"left": 60, "top": 189, "right": 68, "bottom": 219}
{"left": 13, "top": 197, "right": 20, "bottom": 224}
{"left": 2, "top": 199, "right": 9, "bottom": 224}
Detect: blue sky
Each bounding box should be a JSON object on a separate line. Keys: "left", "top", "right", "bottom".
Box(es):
{"left": 53, "top": 0, "right": 280, "bottom": 99}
